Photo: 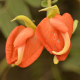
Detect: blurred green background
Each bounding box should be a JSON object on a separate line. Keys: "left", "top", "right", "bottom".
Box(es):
{"left": 0, "top": 0, "right": 80, "bottom": 80}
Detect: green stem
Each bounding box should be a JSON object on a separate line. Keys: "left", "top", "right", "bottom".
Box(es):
{"left": 49, "top": 58, "right": 62, "bottom": 80}
{"left": 51, "top": 65, "right": 62, "bottom": 80}
{"left": 0, "top": 58, "right": 9, "bottom": 76}
{"left": 1, "top": 67, "right": 11, "bottom": 80}
{"left": 47, "top": 0, "right": 51, "bottom": 16}
{"left": 48, "top": 0, "right": 51, "bottom": 7}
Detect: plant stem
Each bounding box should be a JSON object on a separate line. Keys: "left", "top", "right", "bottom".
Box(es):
{"left": 49, "top": 57, "right": 62, "bottom": 80}
{"left": 0, "top": 58, "right": 9, "bottom": 76}
{"left": 47, "top": 0, "right": 51, "bottom": 16}
{"left": 48, "top": 0, "right": 51, "bottom": 7}
{"left": 51, "top": 65, "right": 62, "bottom": 80}
{"left": 1, "top": 67, "right": 11, "bottom": 80}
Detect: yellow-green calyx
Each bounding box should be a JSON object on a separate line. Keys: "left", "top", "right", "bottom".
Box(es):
{"left": 47, "top": 5, "right": 60, "bottom": 18}
{"left": 11, "top": 15, "right": 36, "bottom": 31}
{"left": 73, "top": 20, "right": 79, "bottom": 34}
{"left": 39, "top": 5, "right": 60, "bottom": 19}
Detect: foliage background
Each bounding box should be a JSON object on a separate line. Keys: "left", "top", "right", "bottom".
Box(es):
{"left": 0, "top": 0, "right": 80, "bottom": 80}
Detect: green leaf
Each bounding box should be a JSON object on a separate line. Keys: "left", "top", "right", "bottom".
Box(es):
{"left": 0, "top": 9, "right": 18, "bottom": 38}
{"left": 24, "top": 0, "right": 42, "bottom": 8}
{"left": 6, "top": 0, "right": 32, "bottom": 25}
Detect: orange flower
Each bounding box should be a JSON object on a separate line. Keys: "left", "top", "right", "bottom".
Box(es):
{"left": 35, "top": 13, "right": 73, "bottom": 64}
{"left": 5, "top": 25, "right": 43, "bottom": 68}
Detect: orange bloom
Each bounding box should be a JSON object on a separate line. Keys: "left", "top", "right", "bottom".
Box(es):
{"left": 35, "top": 13, "right": 73, "bottom": 64}
{"left": 5, "top": 25, "right": 43, "bottom": 68}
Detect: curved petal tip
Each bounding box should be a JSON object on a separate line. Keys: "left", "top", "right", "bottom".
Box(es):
{"left": 15, "top": 45, "right": 25, "bottom": 65}
{"left": 52, "top": 32, "right": 70, "bottom": 55}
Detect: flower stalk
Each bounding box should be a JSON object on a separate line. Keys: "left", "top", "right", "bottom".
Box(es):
{"left": 47, "top": 0, "right": 51, "bottom": 16}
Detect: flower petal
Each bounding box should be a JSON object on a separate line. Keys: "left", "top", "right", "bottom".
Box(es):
{"left": 15, "top": 45, "right": 25, "bottom": 65}
{"left": 36, "top": 17, "right": 64, "bottom": 54}
{"left": 14, "top": 27, "right": 34, "bottom": 47}
{"left": 19, "top": 35, "right": 44, "bottom": 68}
{"left": 57, "top": 43, "right": 71, "bottom": 61}
{"left": 55, "top": 14, "right": 64, "bottom": 21}
{"left": 50, "top": 17, "right": 68, "bottom": 33}
{"left": 52, "top": 32, "right": 70, "bottom": 55}
{"left": 5, "top": 25, "right": 25, "bottom": 64}
{"left": 62, "top": 13, "right": 73, "bottom": 38}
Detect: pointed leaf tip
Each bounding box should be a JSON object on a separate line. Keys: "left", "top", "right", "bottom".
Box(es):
{"left": 52, "top": 32, "right": 70, "bottom": 55}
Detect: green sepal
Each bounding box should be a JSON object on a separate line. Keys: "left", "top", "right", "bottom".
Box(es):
{"left": 47, "top": 5, "right": 60, "bottom": 19}
{"left": 73, "top": 20, "right": 79, "bottom": 34}
{"left": 11, "top": 15, "right": 36, "bottom": 31}
{"left": 39, "top": 5, "right": 60, "bottom": 19}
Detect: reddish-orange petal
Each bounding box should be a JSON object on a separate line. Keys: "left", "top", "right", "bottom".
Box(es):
{"left": 52, "top": 13, "right": 73, "bottom": 38}
{"left": 62, "top": 13, "right": 73, "bottom": 38}
{"left": 57, "top": 43, "right": 71, "bottom": 61}
{"left": 36, "top": 17, "right": 64, "bottom": 54}
{"left": 19, "top": 35, "right": 44, "bottom": 68}
{"left": 5, "top": 25, "right": 25, "bottom": 64}
{"left": 50, "top": 17, "right": 68, "bottom": 33}
{"left": 14, "top": 27, "right": 34, "bottom": 47}
{"left": 36, "top": 13, "right": 73, "bottom": 62}
{"left": 55, "top": 14, "right": 64, "bottom": 21}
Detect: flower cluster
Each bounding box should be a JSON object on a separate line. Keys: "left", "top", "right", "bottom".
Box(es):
{"left": 5, "top": 4, "right": 78, "bottom": 68}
